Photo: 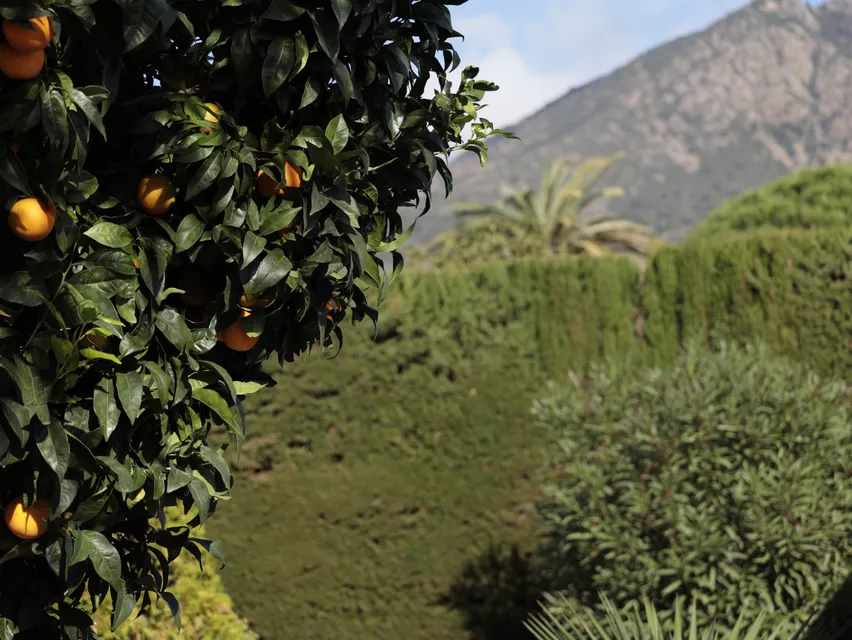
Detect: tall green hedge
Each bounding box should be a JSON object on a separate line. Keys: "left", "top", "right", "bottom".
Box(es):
{"left": 394, "top": 228, "right": 852, "bottom": 380}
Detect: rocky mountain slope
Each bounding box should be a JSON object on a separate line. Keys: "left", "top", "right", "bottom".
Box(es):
{"left": 413, "top": 0, "right": 852, "bottom": 244}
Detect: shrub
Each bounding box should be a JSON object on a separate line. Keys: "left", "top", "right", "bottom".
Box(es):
{"left": 534, "top": 341, "right": 852, "bottom": 626}
{"left": 695, "top": 165, "right": 852, "bottom": 238}
{"left": 90, "top": 526, "right": 256, "bottom": 640}
{"left": 0, "top": 0, "right": 506, "bottom": 636}
{"left": 525, "top": 594, "right": 843, "bottom": 640}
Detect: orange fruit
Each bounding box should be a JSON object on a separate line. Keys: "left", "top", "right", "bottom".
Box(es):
{"left": 3, "top": 17, "right": 53, "bottom": 53}
{"left": 8, "top": 197, "right": 55, "bottom": 241}
{"left": 200, "top": 102, "right": 221, "bottom": 134}
{"left": 325, "top": 296, "right": 344, "bottom": 321}
{"left": 239, "top": 295, "right": 271, "bottom": 310}
{"left": 284, "top": 161, "right": 302, "bottom": 188}
{"left": 81, "top": 333, "right": 109, "bottom": 350}
{"left": 219, "top": 310, "right": 260, "bottom": 352}
{"left": 133, "top": 258, "right": 141, "bottom": 269}
{"left": 4, "top": 497, "right": 50, "bottom": 540}
{"left": 257, "top": 170, "right": 284, "bottom": 198}
{"left": 137, "top": 175, "right": 176, "bottom": 216}
{"left": 0, "top": 43, "right": 44, "bottom": 80}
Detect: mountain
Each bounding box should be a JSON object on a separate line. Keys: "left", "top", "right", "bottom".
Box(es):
{"left": 411, "top": 0, "right": 852, "bottom": 245}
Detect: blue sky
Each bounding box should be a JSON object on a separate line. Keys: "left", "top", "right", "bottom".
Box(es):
{"left": 447, "top": 0, "right": 828, "bottom": 128}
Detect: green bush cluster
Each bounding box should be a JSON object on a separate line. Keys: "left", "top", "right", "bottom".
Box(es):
{"left": 91, "top": 525, "right": 256, "bottom": 640}
{"left": 695, "top": 165, "right": 852, "bottom": 238}
{"left": 533, "top": 341, "right": 852, "bottom": 626}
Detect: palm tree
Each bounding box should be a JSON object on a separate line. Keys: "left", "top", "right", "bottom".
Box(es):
{"left": 420, "top": 155, "right": 656, "bottom": 268}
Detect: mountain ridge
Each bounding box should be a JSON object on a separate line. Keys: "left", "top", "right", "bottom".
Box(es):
{"left": 412, "top": 0, "right": 852, "bottom": 244}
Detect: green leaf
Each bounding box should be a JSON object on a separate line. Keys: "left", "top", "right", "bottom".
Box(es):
{"left": 84, "top": 221, "right": 134, "bottom": 249}
{"left": 167, "top": 466, "right": 192, "bottom": 493}
{"left": 80, "top": 348, "right": 122, "bottom": 365}
{"left": 160, "top": 592, "right": 181, "bottom": 631}
{"left": 325, "top": 114, "right": 349, "bottom": 155}
{"left": 243, "top": 249, "right": 292, "bottom": 298}
{"left": 241, "top": 231, "right": 266, "bottom": 269}
{"left": 191, "top": 388, "right": 236, "bottom": 429}
{"left": 175, "top": 214, "right": 205, "bottom": 253}
{"left": 264, "top": 0, "right": 305, "bottom": 21}
{"left": 41, "top": 88, "right": 68, "bottom": 148}
{"left": 188, "top": 478, "right": 211, "bottom": 523}
{"left": 233, "top": 380, "right": 269, "bottom": 395}
{"left": 0, "top": 272, "right": 48, "bottom": 307}
{"left": 144, "top": 361, "right": 172, "bottom": 405}
{"left": 111, "top": 583, "right": 136, "bottom": 632}
{"left": 123, "top": 0, "right": 169, "bottom": 51}
{"left": 309, "top": 9, "right": 339, "bottom": 61}
{"left": 186, "top": 151, "right": 223, "bottom": 200}
{"left": 83, "top": 530, "right": 123, "bottom": 590}
{"left": 330, "top": 0, "right": 352, "bottom": 27}
{"left": 67, "top": 87, "right": 107, "bottom": 140}
{"left": 34, "top": 419, "right": 70, "bottom": 481}
{"left": 94, "top": 378, "right": 121, "bottom": 441}
{"left": 199, "top": 445, "right": 231, "bottom": 487}
{"left": 116, "top": 371, "right": 143, "bottom": 425}
{"left": 0, "top": 147, "right": 29, "bottom": 194}
{"left": 262, "top": 37, "right": 296, "bottom": 98}
{"left": 155, "top": 308, "right": 193, "bottom": 350}
{"left": 332, "top": 59, "right": 353, "bottom": 104}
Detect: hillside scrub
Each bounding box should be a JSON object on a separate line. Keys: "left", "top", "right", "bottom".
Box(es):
{"left": 534, "top": 341, "right": 852, "bottom": 627}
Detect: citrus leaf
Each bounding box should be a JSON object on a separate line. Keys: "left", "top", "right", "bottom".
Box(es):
{"left": 262, "top": 37, "right": 296, "bottom": 98}
{"left": 0, "top": 272, "right": 48, "bottom": 307}
{"left": 67, "top": 87, "right": 107, "bottom": 140}
{"left": 186, "top": 151, "right": 223, "bottom": 200}
{"left": 175, "top": 213, "right": 205, "bottom": 253}
{"left": 82, "top": 531, "right": 123, "bottom": 590}
{"left": 155, "top": 308, "right": 193, "bottom": 350}
{"left": 94, "top": 378, "right": 121, "bottom": 441}
{"left": 123, "top": 0, "right": 169, "bottom": 51}
{"left": 33, "top": 418, "right": 70, "bottom": 481}
{"left": 84, "top": 222, "right": 134, "bottom": 249}
{"left": 325, "top": 114, "right": 349, "bottom": 155}
{"left": 243, "top": 249, "right": 292, "bottom": 298}
{"left": 191, "top": 388, "right": 236, "bottom": 429}
{"left": 115, "top": 371, "right": 143, "bottom": 425}
{"left": 331, "top": 0, "right": 352, "bottom": 27}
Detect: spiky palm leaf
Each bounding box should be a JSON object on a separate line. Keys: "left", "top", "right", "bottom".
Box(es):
{"left": 432, "top": 154, "right": 655, "bottom": 265}
{"left": 525, "top": 595, "right": 845, "bottom": 640}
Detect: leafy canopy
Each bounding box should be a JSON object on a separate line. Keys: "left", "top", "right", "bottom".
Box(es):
{"left": 0, "top": 0, "right": 507, "bottom": 637}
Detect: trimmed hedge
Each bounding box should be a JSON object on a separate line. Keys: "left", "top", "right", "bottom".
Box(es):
{"left": 394, "top": 228, "right": 852, "bottom": 381}
{"left": 695, "top": 165, "right": 852, "bottom": 238}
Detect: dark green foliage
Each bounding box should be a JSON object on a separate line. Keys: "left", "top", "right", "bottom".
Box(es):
{"left": 0, "top": 0, "right": 505, "bottom": 636}
{"left": 695, "top": 165, "right": 852, "bottom": 238}
{"left": 534, "top": 341, "right": 852, "bottom": 626}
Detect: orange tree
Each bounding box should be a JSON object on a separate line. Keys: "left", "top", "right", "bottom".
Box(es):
{"left": 0, "top": 0, "right": 508, "bottom": 636}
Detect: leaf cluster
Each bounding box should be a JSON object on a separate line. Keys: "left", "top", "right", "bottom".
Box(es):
{"left": 534, "top": 341, "right": 852, "bottom": 627}
{"left": 0, "top": 0, "right": 508, "bottom": 636}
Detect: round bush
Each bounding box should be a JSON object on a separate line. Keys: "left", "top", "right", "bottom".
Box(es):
{"left": 534, "top": 341, "right": 852, "bottom": 625}
{"left": 0, "top": 0, "right": 505, "bottom": 636}
{"left": 696, "top": 165, "right": 852, "bottom": 238}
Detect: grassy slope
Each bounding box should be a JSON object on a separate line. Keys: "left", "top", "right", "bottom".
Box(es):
{"left": 208, "top": 318, "right": 556, "bottom": 640}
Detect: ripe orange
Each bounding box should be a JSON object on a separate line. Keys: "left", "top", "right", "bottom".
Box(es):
{"left": 325, "top": 296, "right": 344, "bottom": 321}
{"left": 0, "top": 43, "right": 44, "bottom": 80}
{"left": 3, "top": 17, "right": 53, "bottom": 53}
{"left": 284, "top": 161, "right": 302, "bottom": 188}
{"left": 257, "top": 170, "right": 284, "bottom": 198}
{"left": 81, "top": 333, "right": 109, "bottom": 350}
{"left": 239, "top": 294, "right": 271, "bottom": 309}
{"left": 138, "top": 175, "right": 176, "bottom": 216}
{"left": 219, "top": 310, "right": 260, "bottom": 351}
{"left": 8, "top": 197, "right": 55, "bottom": 241}
{"left": 200, "top": 102, "right": 221, "bottom": 134}
{"left": 133, "top": 258, "right": 141, "bottom": 269}
{"left": 4, "top": 497, "right": 50, "bottom": 540}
